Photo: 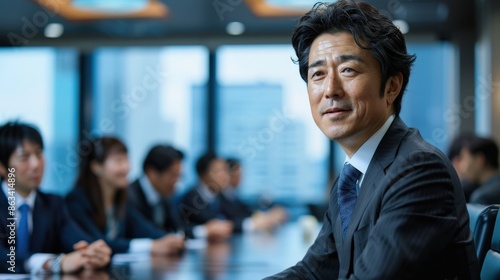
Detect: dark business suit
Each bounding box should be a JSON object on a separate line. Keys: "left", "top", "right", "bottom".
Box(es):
{"left": 469, "top": 173, "right": 500, "bottom": 205}
{"left": 220, "top": 190, "right": 254, "bottom": 232}
{"left": 178, "top": 186, "right": 249, "bottom": 233}
{"left": 65, "top": 186, "right": 166, "bottom": 254}
{"left": 266, "top": 117, "right": 479, "bottom": 279}
{"left": 0, "top": 189, "right": 92, "bottom": 273}
{"left": 128, "top": 178, "right": 181, "bottom": 233}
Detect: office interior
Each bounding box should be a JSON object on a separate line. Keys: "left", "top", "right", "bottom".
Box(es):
{"left": 0, "top": 0, "right": 499, "bottom": 215}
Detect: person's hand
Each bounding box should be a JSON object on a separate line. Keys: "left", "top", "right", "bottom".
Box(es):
{"left": 205, "top": 219, "right": 233, "bottom": 242}
{"left": 252, "top": 211, "right": 277, "bottom": 231}
{"left": 268, "top": 206, "right": 288, "bottom": 224}
{"left": 151, "top": 234, "right": 185, "bottom": 256}
{"left": 60, "top": 251, "right": 87, "bottom": 273}
{"left": 80, "top": 240, "right": 112, "bottom": 269}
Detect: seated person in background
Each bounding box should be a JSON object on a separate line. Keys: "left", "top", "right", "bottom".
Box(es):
{"left": 178, "top": 152, "right": 233, "bottom": 241}
{"left": 457, "top": 135, "right": 500, "bottom": 205}
{"left": 65, "top": 137, "right": 184, "bottom": 255}
{"left": 448, "top": 133, "right": 480, "bottom": 202}
{"left": 224, "top": 158, "right": 287, "bottom": 231}
{"left": 128, "top": 144, "right": 231, "bottom": 241}
{"left": 0, "top": 121, "right": 111, "bottom": 274}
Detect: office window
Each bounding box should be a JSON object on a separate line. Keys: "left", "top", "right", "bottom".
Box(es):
{"left": 216, "top": 45, "right": 329, "bottom": 204}
{"left": 0, "top": 48, "right": 79, "bottom": 195}
{"left": 92, "top": 46, "right": 208, "bottom": 192}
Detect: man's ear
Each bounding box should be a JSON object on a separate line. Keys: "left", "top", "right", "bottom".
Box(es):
{"left": 384, "top": 72, "right": 403, "bottom": 107}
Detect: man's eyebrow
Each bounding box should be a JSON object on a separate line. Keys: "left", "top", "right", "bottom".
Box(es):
{"left": 308, "top": 55, "right": 365, "bottom": 71}
{"left": 337, "top": 54, "right": 365, "bottom": 64}
{"left": 308, "top": 59, "right": 325, "bottom": 70}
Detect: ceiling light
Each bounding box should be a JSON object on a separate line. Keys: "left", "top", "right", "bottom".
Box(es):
{"left": 392, "top": 19, "right": 409, "bottom": 34}
{"left": 226, "top": 22, "right": 245, "bottom": 36}
{"left": 72, "top": 0, "right": 148, "bottom": 13}
{"left": 44, "top": 23, "right": 64, "bottom": 38}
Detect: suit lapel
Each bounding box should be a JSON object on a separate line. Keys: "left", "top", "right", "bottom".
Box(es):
{"left": 31, "top": 191, "right": 50, "bottom": 252}
{"left": 131, "top": 180, "right": 152, "bottom": 218}
{"left": 339, "top": 117, "right": 409, "bottom": 274}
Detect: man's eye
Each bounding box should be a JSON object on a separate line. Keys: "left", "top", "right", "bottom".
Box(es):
{"left": 312, "top": 71, "right": 324, "bottom": 78}
{"left": 342, "top": 68, "right": 354, "bottom": 73}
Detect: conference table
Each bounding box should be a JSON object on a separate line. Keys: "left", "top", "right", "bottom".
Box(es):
{"left": 2, "top": 221, "right": 318, "bottom": 280}
{"left": 110, "top": 221, "right": 315, "bottom": 280}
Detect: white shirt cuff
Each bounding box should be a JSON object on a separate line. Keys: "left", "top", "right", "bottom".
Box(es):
{"left": 242, "top": 217, "right": 255, "bottom": 232}
{"left": 128, "top": 238, "right": 153, "bottom": 253}
{"left": 193, "top": 225, "right": 207, "bottom": 239}
{"left": 27, "top": 253, "right": 56, "bottom": 274}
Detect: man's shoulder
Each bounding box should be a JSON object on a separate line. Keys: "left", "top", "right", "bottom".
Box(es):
{"left": 180, "top": 186, "right": 200, "bottom": 201}
{"left": 34, "top": 190, "right": 66, "bottom": 212}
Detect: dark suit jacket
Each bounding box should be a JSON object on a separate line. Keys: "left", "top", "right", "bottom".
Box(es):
{"left": 128, "top": 178, "right": 180, "bottom": 233}
{"left": 220, "top": 190, "right": 254, "bottom": 231}
{"left": 178, "top": 186, "right": 248, "bottom": 233}
{"left": 0, "top": 189, "right": 92, "bottom": 273}
{"left": 65, "top": 186, "right": 166, "bottom": 254}
{"left": 266, "top": 117, "right": 479, "bottom": 279}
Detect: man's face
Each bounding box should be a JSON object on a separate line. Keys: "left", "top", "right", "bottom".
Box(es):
{"left": 202, "top": 159, "right": 230, "bottom": 193}
{"left": 457, "top": 148, "right": 483, "bottom": 183}
{"left": 3, "top": 141, "right": 44, "bottom": 196}
{"left": 228, "top": 165, "right": 241, "bottom": 188}
{"left": 307, "top": 32, "right": 400, "bottom": 156}
{"left": 150, "top": 160, "right": 182, "bottom": 196}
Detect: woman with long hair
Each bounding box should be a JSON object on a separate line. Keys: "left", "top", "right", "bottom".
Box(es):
{"left": 65, "top": 136, "right": 184, "bottom": 255}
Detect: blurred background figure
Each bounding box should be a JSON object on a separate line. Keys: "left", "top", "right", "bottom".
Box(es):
{"left": 0, "top": 121, "right": 111, "bottom": 274}
{"left": 66, "top": 137, "right": 184, "bottom": 255}
{"left": 129, "top": 144, "right": 232, "bottom": 241}
{"left": 178, "top": 152, "right": 234, "bottom": 242}
{"left": 128, "top": 145, "right": 184, "bottom": 233}
{"left": 448, "top": 133, "right": 480, "bottom": 202}
{"left": 453, "top": 135, "right": 500, "bottom": 205}
{"left": 224, "top": 158, "right": 287, "bottom": 231}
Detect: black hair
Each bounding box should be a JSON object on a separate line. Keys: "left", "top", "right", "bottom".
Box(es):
{"left": 196, "top": 152, "right": 218, "bottom": 177}
{"left": 447, "top": 132, "right": 476, "bottom": 161}
{"left": 0, "top": 121, "right": 44, "bottom": 171}
{"left": 467, "top": 136, "right": 499, "bottom": 169}
{"left": 75, "top": 136, "right": 128, "bottom": 231}
{"left": 142, "top": 145, "right": 184, "bottom": 173}
{"left": 226, "top": 158, "right": 240, "bottom": 173}
{"left": 291, "top": 0, "right": 416, "bottom": 116}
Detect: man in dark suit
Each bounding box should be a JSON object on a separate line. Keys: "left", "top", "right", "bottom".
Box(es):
{"left": 266, "top": 1, "right": 479, "bottom": 279}
{"left": 223, "top": 158, "right": 287, "bottom": 231}
{"left": 177, "top": 152, "right": 234, "bottom": 241}
{"left": 130, "top": 145, "right": 232, "bottom": 241}
{"left": 455, "top": 135, "right": 500, "bottom": 205}
{"left": 0, "top": 121, "right": 111, "bottom": 274}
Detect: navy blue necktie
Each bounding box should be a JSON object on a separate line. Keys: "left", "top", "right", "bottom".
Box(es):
{"left": 17, "top": 203, "right": 30, "bottom": 255}
{"left": 338, "top": 163, "right": 361, "bottom": 238}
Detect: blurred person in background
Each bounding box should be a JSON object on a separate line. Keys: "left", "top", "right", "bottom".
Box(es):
{"left": 0, "top": 121, "right": 111, "bottom": 274}
{"left": 178, "top": 152, "right": 233, "bottom": 241}
{"left": 224, "top": 158, "right": 287, "bottom": 231}
{"left": 455, "top": 135, "right": 500, "bottom": 205}
{"left": 129, "top": 144, "right": 233, "bottom": 241}
{"left": 448, "top": 133, "right": 480, "bottom": 202}
{"left": 65, "top": 137, "right": 184, "bottom": 255}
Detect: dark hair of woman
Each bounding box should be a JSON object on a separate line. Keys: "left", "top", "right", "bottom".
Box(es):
{"left": 76, "top": 136, "right": 128, "bottom": 231}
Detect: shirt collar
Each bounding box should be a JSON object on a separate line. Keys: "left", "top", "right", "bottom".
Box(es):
{"left": 2, "top": 181, "right": 37, "bottom": 209}
{"left": 197, "top": 182, "right": 217, "bottom": 203}
{"left": 139, "top": 175, "right": 161, "bottom": 205}
{"left": 345, "top": 115, "right": 395, "bottom": 185}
